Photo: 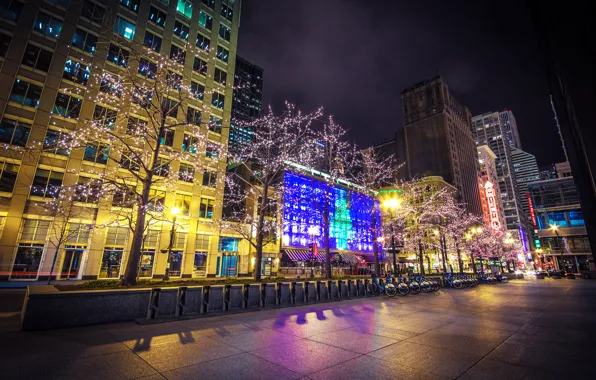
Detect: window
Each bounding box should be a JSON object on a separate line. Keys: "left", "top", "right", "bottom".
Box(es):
{"left": 186, "top": 107, "right": 201, "bottom": 126}
{"left": 21, "top": 44, "right": 53, "bottom": 71}
{"left": 202, "top": 169, "right": 216, "bottom": 187}
{"left": 0, "top": 33, "right": 11, "bottom": 57}
{"left": 218, "top": 24, "right": 231, "bottom": 42}
{"left": 158, "top": 0, "right": 170, "bottom": 5}
{"left": 126, "top": 117, "right": 147, "bottom": 136}
{"left": 106, "top": 44, "right": 129, "bottom": 67}
{"left": 195, "top": 234, "right": 210, "bottom": 250}
{"left": 196, "top": 34, "right": 210, "bottom": 51}
{"left": 173, "top": 20, "right": 190, "bottom": 41}
{"left": 93, "top": 105, "right": 117, "bottom": 129}
{"left": 0, "top": 161, "right": 19, "bottom": 193}
{"left": 148, "top": 189, "right": 165, "bottom": 211}
{"left": 208, "top": 116, "right": 222, "bottom": 133}
{"left": 11, "top": 243, "right": 43, "bottom": 279}
{"left": 162, "top": 98, "right": 179, "bottom": 117}
{"left": 193, "top": 57, "right": 207, "bottom": 75}
{"left": 214, "top": 68, "right": 227, "bottom": 85}
{"left": 132, "top": 89, "right": 153, "bottom": 109}
{"left": 221, "top": 4, "right": 233, "bottom": 21}
{"left": 119, "top": 0, "right": 139, "bottom": 13}
{"left": 53, "top": 93, "right": 82, "bottom": 119}
{"left": 112, "top": 186, "right": 135, "bottom": 207}
{"left": 46, "top": 0, "right": 70, "bottom": 8}
{"left": 43, "top": 128, "right": 70, "bottom": 156}
{"left": 138, "top": 58, "right": 157, "bottom": 79}
{"left": 169, "top": 45, "right": 186, "bottom": 65}
{"left": 105, "top": 226, "right": 128, "bottom": 245}
{"left": 143, "top": 31, "right": 162, "bottom": 52}
{"left": 211, "top": 92, "right": 225, "bottom": 109}
{"left": 199, "top": 198, "right": 214, "bottom": 218}
{"left": 182, "top": 134, "right": 199, "bottom": 153}
{"left": 176, "top": 0, "right": 192, "bottom": 17}
{"left": 205, "top": 143, "right": 218, "bottom": 159}
{"left": 1, "top": 1, "right": 24, "bottom": 23}
{"left": 99, "top": 75, "right": 123, "bottom": 98}
{"left": 20, "top": 219, "right": 50, "bottom": 241}
{"left": 175, "top": 193, "right": 192, "bottom": 215}
{"left": 35, "top": 12, "right": 63, "bottom": 38}
{"left": 179, "top": 163, "right": 194, "bottom": 182}
{"left": 155, "top": 158, "right": 169, "bottom": 177}
{"left": 67, "top": 223, "right": 91, "bottom": 244}
{"left": 71, "top": 28, "right": 98, "bottom": 55}
{"left": 9, "top": 79, "right": 42, "bottom": 108}
{"left": 30, "top": 168, "right": 64, "bottom": 197}
{"left": 84, "top": 142, "right": 109, "bottom": 164}
{"left": 198, "top": 11, "right": 212, "bottom": 30}
{"left": 113, "top": 16, "right": 135, "bottom": 40}
{"left": 0, "top": 119, "right": 30, "bottom": 147}
{"left": 148, "top": 6, "right": 167, "bottom": 28}
{"left": 190, "top": 81, "right": 205, "bottom": 100}
{"left": 569, "top": 210, "right": 585, "bottom": 227}
{"left": 81, "top": 0, "right": 105, "bottom": 24}
{"left": 160, "top": 129, "right": 175, "bottom": 146}
{"left": 74, "top": 177, "right": 101, "bottom": 203}
{"left": 216, "top": 46, "right": 229, "bottom": 63}
{"left": 202, "top": 0, "right": 214, "bottom": 9}
{"left": 120, "top": 153, "right": 140, "bottom": 171}
{"left": 63, "top": 59, "right": 91, "bottom": 85}
{"left": 219, "top": 237, "right": 239, "bottom": 252}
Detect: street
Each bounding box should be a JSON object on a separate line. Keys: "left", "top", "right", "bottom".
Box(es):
{"left": 1, "top": 279, "right": 595, "bottom": 379}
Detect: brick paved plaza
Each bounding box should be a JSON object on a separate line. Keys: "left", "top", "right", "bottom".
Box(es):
{"left": 1, "top": 279, "right": 594, "bottom": 379}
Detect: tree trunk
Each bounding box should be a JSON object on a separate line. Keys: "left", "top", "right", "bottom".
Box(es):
{"left": 418, "top": 240, "right": 425, "bottom": 275}
{"left": 471, "top": 253, "right": 477, "bottom": 274}
{"left": 323, "top": 194, "right": 331, "bottom": 279}
{"left": 253, "top": 182, "right": 269, "bottom": 281}
{"left": 440, "top": 233, "right": 447, "bottom": 273}
{"left": 122, "top": 116, "right": 164, "bottom": 285}
{"left": 455, "top": 238, "right": 463, "bottom": 274}
{"left": 47, "top": 245, "right": 61, "bottom": 285}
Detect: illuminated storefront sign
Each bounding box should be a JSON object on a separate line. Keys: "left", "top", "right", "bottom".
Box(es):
{"left": 519, "top": 226, "right": 529, "bottom": 253}
{"left": 526, "top": 193, "right": 537, "bottom": 230}
{"left": 484, "top": 181, "right": 501, "bottom": 231}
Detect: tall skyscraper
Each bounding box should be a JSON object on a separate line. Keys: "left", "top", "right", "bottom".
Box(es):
{"left": 511, "top": 148, "right": 540, "bottom": 217}
{"left": 399, "top": 76, "right": 482, "bottom": 215}
{"left": 0, "top": 0, "right": 241, "bottom": 280}
{"left": 473, "top": 112, "right": 526, "bottom": 231}
{"left": 229, "top": 55, "right": 263, "bottom": 154}
{"left": 499, "top": 110, "right": 522, "bottom": 149}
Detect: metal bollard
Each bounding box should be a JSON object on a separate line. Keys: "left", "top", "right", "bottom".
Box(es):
{"left": 147, "top": 288, "right": 161, "bottom": 319}
{"left": 176, "top": 287, "right": 187, "bottom": 316}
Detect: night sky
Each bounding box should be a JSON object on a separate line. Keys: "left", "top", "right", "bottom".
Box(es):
{"left": 237, "top": 0, "right": 566, "bottom": 167}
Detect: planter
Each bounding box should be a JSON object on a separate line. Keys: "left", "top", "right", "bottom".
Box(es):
{"left": 261, "top": 283, "right": 277, "bottom": 307}
{"left": 292, "top": 282, "right": 305, "bottom": 304}
{"left": 225, "top": 285, "right": 244, "bottom": 311}
{"left": 244, "top": 284, "right": 261, "bottom": 309}
{"left": 305, "top": 282, "right": 317, "bottom": 302}
{"left": 204, "top": 286, "right": 225, "bottom": 313}
{"left": 338, "top": 280, "right": 349, "bottom": 299}
{"left": 328, "top": 280, "right": 339, "bottom": 300}
{"left": 277, "top": 283, "right": 292, "bottom": 306}
{"left": 317, "top": 281, "right": 329, "bottom": 300}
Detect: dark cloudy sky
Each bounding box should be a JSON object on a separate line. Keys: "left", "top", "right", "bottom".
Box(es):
{"left": 237, "top": 0, "right": 566, "bottom": 167}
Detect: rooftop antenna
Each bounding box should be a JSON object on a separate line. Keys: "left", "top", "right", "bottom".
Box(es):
{"left": 550, "top": 94, "right": 569, "bottom": 162}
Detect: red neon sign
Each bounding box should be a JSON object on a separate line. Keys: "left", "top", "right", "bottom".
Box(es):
{"left": 526, "top": 193, "right": 537, "bottom": 230}
{"left": 484, "top": 181, "right": 501, "bottom": 231}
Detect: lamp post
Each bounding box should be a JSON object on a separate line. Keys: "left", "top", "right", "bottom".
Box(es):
{"left": 163, "top": 206, "right": 180, "bottom": 281}
{"left": 382, "top": 198, "right": 401, "bottom": 275}
{"left": 466, "top": 226, "right": 483, "bottom": 274}
{"left": 550, "top": 223, "right": 560, "bottom": 270}
{"left": 307, "top": 226, "right": 318, "bottom": 277}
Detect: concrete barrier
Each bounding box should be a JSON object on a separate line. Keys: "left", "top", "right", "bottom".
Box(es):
{"left": 180, "top": 286, "right": 203, "bottom": 315}
{"left": 328, "top": 280, "right": 339, "bottom": 300}
{"left": 226, "top": 285, "right": 244, "bottom": 311}
{"left": 293, "top": 282, "right": 305, "bottom": 304}
{"left": 347, "top": 280, "right": 357, "bottom": 298}
{"left": 363, "top": 279, "right": 373, "bottom": 296}
{"left": 21, "top": 286, "right": 150, "bottom": 330}
{"left": 244, "top": 284, "right": 261, "bottom": 308}
{"left": 148, "top": 288, "right": 177, "bottom": 318}
{"left": 262, "top": 283, "right": 276, "bottom": 307}
{"left": 338, "top": 280, "right": 348, "bottom": 299}
{"left": 356, "top": 279, "right": 365, "bottom": 296}
{"left": 318, "top": 280, "right": 329, "bottom": 300}
{"left": 204, "top": 286, "right": 225, "bottom": 313}
{"left": 278, "top": 282, "right": 292, "bottom": 306}
{"left": 305, "top": 281, "right": 317, "bottom": 302}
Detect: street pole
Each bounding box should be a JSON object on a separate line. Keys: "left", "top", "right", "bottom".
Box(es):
{"left": 391, "top": 225, "right": 397, "bottom": 275}
{"left": 163, "top": 207, "right": 180, "bottom": 281}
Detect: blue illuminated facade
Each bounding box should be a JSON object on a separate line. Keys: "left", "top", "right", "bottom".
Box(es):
{"left": 282, "top": 171, "right": 383, "bottom": 257}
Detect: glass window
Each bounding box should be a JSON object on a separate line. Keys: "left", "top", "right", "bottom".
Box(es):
{"left": 119, "top": 0, "right": 139, "bottom": 13}
{"left": 0, "top": 118, "right": 30, "bottom": 147}
{"left": 81, "top": 0, "right": 105, "bottom": 23}
{"left": 126, "top": 116, "right": 147, "bottom": 136}
{"left": 148, "top": 6, "right": 167, "bottom": 28}
{"left": 221, "top": 4, "right": 233, "bottom": 21}
{"left": 11, "top": 244, "right": 44, "bottom": 280}
{"left": 177, "top": 0, "right": 192, "bottom": 18}
{"left": 216, "top": 46, "right": 229, "bottom": 63}
{"left": 199, "top": 197, "right": 214, "bottom": 218}
{"left": 162, "top": 98, "right": 179, "bottom": 117}
{"left": 208, "top": 116, "right": 222, "bottom": 134}
{"left": 0, "top": 161, "right": 19, "bottom": 193}
{"left": 186, "top": 107, "right": 201, "bottom": 126}
{"left": 99, "top": 248, "right": 123, "bottom": 278}
{"left": 74, "top": 176, "right": 101, "bottom": 203}
{"left": 93, "top": 105, "right": 117, "bottom": 129}
{"left": 143, "top": 31, "right": 162, "bottom": 52}
{"left": 30, "top": 168, "right": 64, "bottom": 197}
{"left": 195, "top": 234, "right": 210, "bottom": 250}
{"left": 193, "top": 57, "right": 207, "bottom": 75}
{"left": 112, "top": 186, "right": 135, "bottom": 207}
{"left": 155, "top": 157, "right": 170, "bottom": 177}
{"left": 148, "top": 189, "right": 165, "bottom": 211}
{"left": 106, "top": 44, "right": 129, "bottom": 67}
{"left": 9, "top": 79, "right": 42, "bottom": 108}
{"left": 547, "top": 211, "right": 568, "bottom": 228}
{"left": 63, "top": 59, "right": 91, "bottom": 85}
{"left": 138, "top": 58, "right": 157, "bottom": 79}
{"left": 22, "top": 44, "right": 53, "bottom": 71}
{"left": 182, "top": 134, "right": 199, "bottom": 153}
{"left": 214, "top": 68, "right": 227, "bottom": 85}
{"left": 71, "top": 28, "right": 98, "bottom": 54}
{"left": 202, "top": 0, "right": 214, "bottom": 9}
{"left": 52, "top": 93, "right": 82, "bottom": 119}
{"left": 160, "top": 129, "right": 175, "bottom": 146}
{"left": 119, "top": 152, "right": 141, "bottom": 171}
{"left": 1, "top": 1, "right": 24, "bottom": 23}
{"left": 47, "top": 0, "right": 70, "bottom": 8}
{"left": 132, "top": 89, "right": 153, "bottom": 109}
{"left": 211, "top": 92, "right": 225, "bottom": 109}
{"left": 84, "top": 142, "right": 109, "bottom": 164}
{"left": 218, "top": 24, "right": 231, "bottom": 42}
{"left": 202, "top": 169, "right": 216, "bottom": 187}
{"left": 43, "top": 128, "right": 70, "bottom": 156}
{"left": 35, "top": 12, "right": 63, "bottom": 38}
{"left": 175, "top": 193, "right": 192, "bottom": 215}
{"left": 196, "top": 34, "right": 210, "bottom": 51}
{"left": 568, "top": 210, "right": 585, "bottom": 227}
{"left": 198, "top": 11, "right": 212, "bottom": 30}
{"left": 173, "top": 20, "right": 190, "bottom": 41}
{"left": 205, "top": 143, "right": 218, "bottom": 159}
{"left": 100, "top": 75, "right": 123, "bottom": 98}
{"left": 169, "top": 45, "right": 186, "bottom": 65}
{"left": 106, "top": 226, "right": 129, "bottom": 246}
{"left": 178, "top": 163, "right": 194, "bottom": 182}
{"left": 219, "top": 237, "right": 239, "bottom": 252}
{"left": 113, "top": 16, "right": 135, "bottom": 40}
{"left": 190, "top": 81, "right": 205, "bottom": 100}
{"left": 0, "top": 33, "right": 11, "bottom": 57}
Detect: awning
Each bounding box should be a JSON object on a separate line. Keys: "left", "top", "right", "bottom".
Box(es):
{"left": 360, "top": 253, "right": 386, "bottom": 263}
{"left": 336, "top": 252, "right": 362, "bottom": 265}
{"left": 282, "top": 249, "right": 327, "bottom": 262}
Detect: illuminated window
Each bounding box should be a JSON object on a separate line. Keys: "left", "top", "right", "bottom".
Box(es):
{"left": 113, "top": 16, "right": 135, "bottom": 40}
{"left": 173, "top": 20, "right": 190, "bottom": 40}
{"left": 93, "top": 105, "right": 118, "bottom": 129}
{"left": 198, "top": 11, "right": 212, "bottom": 30}
{"left": 218, "top": 24, "right": 231, "bottom": 42}
{"left": 119, "top": 0, "right": 139, "bottom": 13}
{"left": 0, "top": 118, "right": 30, "bottom": 147}
{"left": 199, "top": 198, "right": 214, "bottom": 218}
{"left": 196, "top": 34, "right": 210, "bottom": 51}
{"left": 43, "top": 128, "right": 70, "bottom": 156}
{"left": 218, "top": 237, "right": 239, "bottom": 252}
{"left": 177, "top": 0, "right": 192, "bottom": 18}
{"left": 84, "top": 142, "right": 109, "bottom": 164}
{"left": 35, "top": 12, "right": 63, "bottom": 38}
{"left": 211, "top": 92, "right": 224, "bottom": 109}
{"left": 30, "top": 168, "right": 64, "bottom": 197}
{"left": 182, "top": 134, "right": 199, "bottom": 153}
{"left": 205, "top": 143, "right": 218, "bottom": 159}
{"left": 63, "top": 59, "right": 91, "bottom": 85}
{"left": 106, "top": 44, "right": 129, "bottom": 67}
{"left": 175, "top": 193, "right": 192, "bottom": 215}
{"left": 221, "top": 4, "right": 233, "bottom": 21}
{"left": 208, "top": 116, "right": 222, "bottom": 133}
{"left": 148, "top": 6, "right": 167, "bottom": 27}
{"left": 9, "top": 79, "right": 42, "bottom": 108}
{"left": 191, "top": 81, "right": 205, "bottom": 100}
{"left": 216, "top": 46, "right": 229, "bottom": 63}
{"left": 178, "top": 163, "right": 194, "bottom": 182}
{"left": 138, "top": 58, "right": 157, "bottom": 79}
{"left": 159, "top": 129, "right": 175, "bottom": 146}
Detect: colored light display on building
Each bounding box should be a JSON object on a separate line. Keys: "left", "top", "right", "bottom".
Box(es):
{"left": 519, "top": 226, "right": 529, "bottom": 253}
{"left": 484, "top": 181, "right": 502, "bottom": 232}
{"left": 282, "top": 171, "right": 382, "bottom": 255}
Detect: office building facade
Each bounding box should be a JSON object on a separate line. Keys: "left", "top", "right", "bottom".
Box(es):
{"left": 511, "top": 148, "right": 540, "bottom": 218}
{"left": 400, "top": 76, "right": 482, "bottom": 216}
{"left": 0, "top": 0, "right": 243, "bottom": 280}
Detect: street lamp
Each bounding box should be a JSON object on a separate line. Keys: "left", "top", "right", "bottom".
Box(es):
{"left": 382, "top": 197, "right": 401, "bottom": 275}
{"left": 163, "top": 206, "right": 180, "bottom": 281}
{"left": 307, "top": 226, "right": 318, "bottom": 277}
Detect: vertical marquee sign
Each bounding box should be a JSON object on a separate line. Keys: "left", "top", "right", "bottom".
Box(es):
{"left": 484, "top": 181, "right": 501, "bottom": 232}
{"left": 526, "top": 193, "right": 538, "bottom": 231}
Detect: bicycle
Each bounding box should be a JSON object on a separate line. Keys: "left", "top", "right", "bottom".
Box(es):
{"left": 443, "top": 274, "right": 463, "bottom": 289}
{"left": 392, "top": 275, "right": 411, "bottom": 296}
{"left": 412, "top": 274, "right": 434, "bottom": 293}
{"left": 369, "top": 274, "right": 397, "bottom": 297}
{"left": 495, "top": 273, "right": 509, "bottom": 283}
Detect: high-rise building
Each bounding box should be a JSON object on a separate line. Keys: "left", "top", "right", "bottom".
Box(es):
{"left": 511, "top": 148, "right": 540, "bottom": 218}
{"left": 473, "top": 112, "right": 526, "bottom": 231}
{"left": 477, "top": 145, "right": 506, "bottom": 233}
{"left": 229, "top": 55, "right": 263, "bottom": 154}
{"left": 399, "top": 76, "right": 482, "bottom": 216}
{"left": 499, "top": 110, "right": 522, "bottom": 149}
{"left": 0, "top": 0, "right": 242, "bottom": 280}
